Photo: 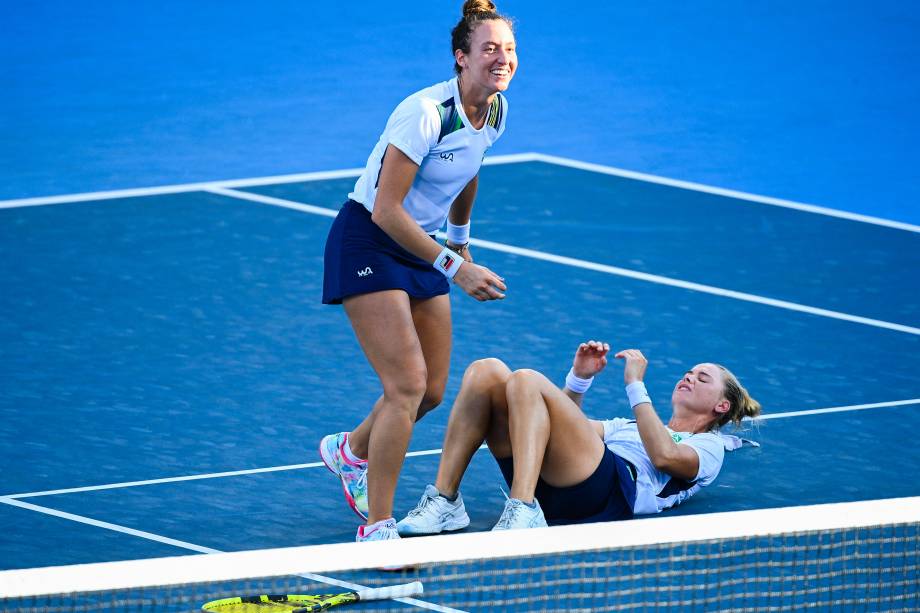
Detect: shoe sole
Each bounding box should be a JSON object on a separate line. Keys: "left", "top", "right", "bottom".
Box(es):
{"left": 318, "top": 438, "right": 369, "bottom": 521}
{"left": 397, "top": 513, "right": 471, "bottom": 536}
{"left": 492, "top": 520, "right": 548, "bottom": 531}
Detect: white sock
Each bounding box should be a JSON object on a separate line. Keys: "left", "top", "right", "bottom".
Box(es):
{"left": 342, "top": 434, "right": 366, "bottom": 465}
{"left": 363, "top": 517, "right": 394, "bottom": 532}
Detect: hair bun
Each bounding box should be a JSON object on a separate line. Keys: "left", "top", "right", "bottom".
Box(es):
{"left": 462, "top": 0, "right": 497, "bottom": 17}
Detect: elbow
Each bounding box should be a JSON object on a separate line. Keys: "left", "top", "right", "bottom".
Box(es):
{"left": 649, "top": 454, "right": 671, "bottom": 473}
{"left": 371, "top": 204, "right": 405, "bottom": 233}
{"left": 371, "top": 207, "right": 398, "bottom": 233}
{"left": 649, "top": 449, "right": 681, "bottom": 473}
{"left": 649, "top": 450, "right": 698, "bottom": 482}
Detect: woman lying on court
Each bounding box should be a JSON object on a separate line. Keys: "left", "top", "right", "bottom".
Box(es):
{"left": 396, "top": 341, "right": 761, "bottom": 532}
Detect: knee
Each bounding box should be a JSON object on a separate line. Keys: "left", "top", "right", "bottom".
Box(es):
{"left": 419, "top": 383, "right": 445, "bottom": 413}
{"left": 465, "top": 357, "right": 512, "bottom": 388}
{"left": 506, "top": 369, "right": 545, "bottom": 399}
{"left": 382, "top": 367, "right": 428, "bottom": 408}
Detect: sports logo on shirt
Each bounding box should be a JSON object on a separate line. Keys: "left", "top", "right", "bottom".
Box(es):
{"left": 439, "top": 152, "right": 454, "bottom": 162}
{"left": 357, "top": 267, "right": 373, "bottom": 277}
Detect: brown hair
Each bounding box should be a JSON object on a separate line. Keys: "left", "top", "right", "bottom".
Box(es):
{"left": 714, "top": 365, "right": 762, "bottom": 428}
{"left": 451, "top": 0, "right": 514, "bottom": 75}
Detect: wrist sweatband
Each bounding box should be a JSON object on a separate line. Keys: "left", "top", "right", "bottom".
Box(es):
{"left": 433, "top": 247, "right": 463, "bottom": 279}
{"left": 565, "top": 368, "right": 593, "bottom": 394}
{"left": 626, "top": 381, "right": 652, "bottom": 408}
{"left": 447, "top": 221, "right": 470, "bottom": 245}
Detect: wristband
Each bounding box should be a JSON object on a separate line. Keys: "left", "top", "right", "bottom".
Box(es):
{"left": 433, "top": 247, "right": 463, "bottom": 279}
{"left": 447, "top": 220, "right": 470, "bottom": 245}
{"left": 565, "top": 368, "right": 593, "bottom": 394}
{"left": 626, "top": 381, "right": 652, "bottom": 408}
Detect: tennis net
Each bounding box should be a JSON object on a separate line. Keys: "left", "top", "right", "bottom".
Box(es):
{"left": 1, "top": 496, "right": 917, "bottom": 612}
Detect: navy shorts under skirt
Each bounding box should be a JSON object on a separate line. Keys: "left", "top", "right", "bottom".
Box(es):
{"left": 322, "top": 200, "right": 450, "bottom": 305}
{"left": 496, "top": 447, "right": 638, "bottom": 525}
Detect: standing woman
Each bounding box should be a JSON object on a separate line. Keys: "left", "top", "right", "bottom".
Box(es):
{"left": 319, "top": 0, "right": 518, "bottom": 542}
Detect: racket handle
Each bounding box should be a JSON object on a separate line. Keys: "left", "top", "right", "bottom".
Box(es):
{"left": 356, "top": 581, "right": 423, "bottom": 602}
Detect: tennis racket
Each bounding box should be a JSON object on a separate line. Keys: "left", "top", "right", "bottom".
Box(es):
{"left": 201, "top": 581, "right": 423, "bottom": 612}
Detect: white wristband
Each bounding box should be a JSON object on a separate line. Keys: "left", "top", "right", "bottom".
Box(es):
{"left": 565, "top": 368, "right": 593, "bottom": 394}
{"left": 433, "top": 247, "right": 463, "bottom": 279}
{"left": 447, "top": 221, "right": 470, "bottom": 245}
{"left": 626, "top": 381, "right": 652, "bottom": 408}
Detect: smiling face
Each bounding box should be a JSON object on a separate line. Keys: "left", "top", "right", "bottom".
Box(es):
{"left": 455, "top": 19, "right": 517, "bottom": 93}
{"left": 671, "top": 363, "right": 730, "bottom": 423}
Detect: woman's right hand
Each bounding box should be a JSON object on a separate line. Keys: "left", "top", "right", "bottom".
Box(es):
{"left": 453, "top": 261, "right": 506, "bottom": 301}
{"left": 573, "top": 340, "right": 610, "bottom": 378}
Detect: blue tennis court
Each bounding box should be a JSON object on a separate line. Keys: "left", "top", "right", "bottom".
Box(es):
{"left": 2, "top": 2, "right": 919, "bottom": 610}
{"left": 2, "top": 155, "right": 918, "bottom": 574}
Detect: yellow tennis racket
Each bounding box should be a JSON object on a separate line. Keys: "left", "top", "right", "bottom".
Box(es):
{"left": 201, "top": 581, "right": 423, "bottom": 612}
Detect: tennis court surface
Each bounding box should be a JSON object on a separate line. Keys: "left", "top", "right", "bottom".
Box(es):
{"left": 2, "top": 156, "right": 918, "bottom": 610}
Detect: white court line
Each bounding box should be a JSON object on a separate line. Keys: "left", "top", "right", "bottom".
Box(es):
{"left": 0, "top": 154, "right": 536, "bottom": 209}
{"left": 0, "top": 497, "right": 463, "bottom": 613}
{"left": 6, "top": 448, "right": 450, "bottom": 500}
{"left": 205, "top": 186, "right": 338, "bottom": 217}
{"left": 467, "top": 236, "right": 920, "bottom": 336}
{"left": 0, "top": 152, "right": 917, "bottom": 234}
{"left": 5, "top": 462, "right": 325, "bottom": 500}
{"left": 0, "top": 497, "right": 217, "bottom": 553}
{"left": 0, "top": 170, "right": 367, "bottom": 209}
{"left": 527, "top": 153, "right": 920, "bottom": 233}
{"left": 7, "top": 398, "right": 919, "bottom": 501}
{"left": 751, "top": 398, "right": 920, "bottom": 421}
{"left": 207, "top": 187, "right": 920, "bottom": 336}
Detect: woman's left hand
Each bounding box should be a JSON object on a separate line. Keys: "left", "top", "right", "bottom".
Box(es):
{"left": 573, "top": 340, "right": 610, "bottom": 378}
{"left": 614, "top": 349, "right": 648, "bottom": 384}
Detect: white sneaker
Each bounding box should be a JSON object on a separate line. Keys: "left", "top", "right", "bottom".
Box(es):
{"left": 357, "top": 518, "right": 412, "bottom": 571}
{"left": 397, "top": 484, "right": 470, "bottom": 536}
{"left": 491, "top": 497, "right": 547, "bottom": 530}
{"left": 356, "top": 518, "right": 400, "bottom": 542}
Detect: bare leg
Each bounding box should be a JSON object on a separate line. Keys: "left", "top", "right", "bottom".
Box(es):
{"left": 409, "top": 294, "right": 452, "bottom": 420}
{"left": 433, "top": 358, "right": 513, "bottom": 497}
{"left": 504, "top": 369, "right": 607, "bottom": 503}
{"left": 345, "top": 294, "right": 451, "bottom": 459}
{"left": 343, "top": 290, "right": 427, "bottom": 524}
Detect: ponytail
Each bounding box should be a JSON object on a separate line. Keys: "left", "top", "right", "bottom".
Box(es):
{"left": 714, "top": 364, "right": 761, "bottom": 428}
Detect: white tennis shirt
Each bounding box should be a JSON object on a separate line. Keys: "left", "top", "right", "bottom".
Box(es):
{"left": 349, "top": 77, "right": 508, "bottom": 233}
{"left": 601, "top": 418, "right": 726, "bottom": 515}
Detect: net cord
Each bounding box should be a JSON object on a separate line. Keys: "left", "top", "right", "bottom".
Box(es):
{"left": 1, "top": 496, "right": 917, "bottom": 599}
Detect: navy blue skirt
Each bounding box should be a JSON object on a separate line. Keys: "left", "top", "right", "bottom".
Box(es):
{"left": 496, "top": 447, "right": 638, "bottom": 525}
{"left": 322, "top": 200, "right": 450, "bottom": 305}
